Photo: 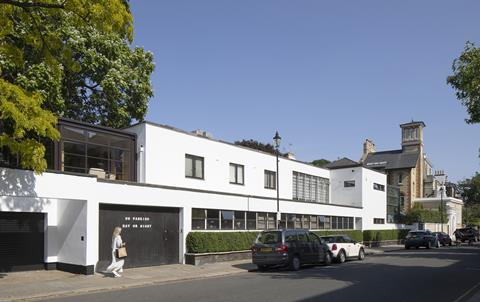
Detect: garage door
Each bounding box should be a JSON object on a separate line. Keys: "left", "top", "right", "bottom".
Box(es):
{"left": 98, "top": 204, "right": 180, "bottom": 270}
{"left": 0, "top": 212, "right": 45, "bottom": 272}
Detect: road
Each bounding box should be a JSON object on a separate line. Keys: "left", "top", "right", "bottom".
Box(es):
{"left": 43, "top": 245, "right": 480, "bottom": 302}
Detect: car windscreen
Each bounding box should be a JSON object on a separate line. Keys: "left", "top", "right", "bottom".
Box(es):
{"left": 256, "top": 231, "right": 282, "bottom": 244}
{"left": 320, "top": 236, "right": 338, "bottom": 243}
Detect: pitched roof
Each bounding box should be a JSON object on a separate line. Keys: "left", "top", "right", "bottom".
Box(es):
{"left": 325, "top": 157, "right": 361, "bottom": 169}
{"left": 363, "top": 150, "right": 420, "bottom": 170}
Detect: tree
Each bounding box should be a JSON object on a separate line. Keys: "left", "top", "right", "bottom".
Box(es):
{"left": 0, "top": 0, "right": 153, "bottom": 171}
{"left": 458, "top": 173, "right": 480, "bottom": 225}
{"left": 447, "top": 42, "right": 480, "bottom": 124}
{"left": 234, "top": 139, "right": 287, "bottom": 156}
{"left": 311, "top": 159, "right": 331, "bottom": 168}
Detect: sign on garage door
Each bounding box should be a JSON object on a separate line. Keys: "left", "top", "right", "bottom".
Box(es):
{"left": 98, "top": 204, "right": 180, "bottom": 270}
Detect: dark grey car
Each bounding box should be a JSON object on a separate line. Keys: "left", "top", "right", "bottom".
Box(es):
{"left": 251, "top": 229, "right": 332, "bottom": 271}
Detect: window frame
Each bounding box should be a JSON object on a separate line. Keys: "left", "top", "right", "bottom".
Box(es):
{"left": 185, "top": 154, "right": 204, "bottom": 180}
{"left": 344, "top": 180, "right": 355, "bottom": 188}
{"left": 373, "top": 183, "right": 385, "bottom": 191}
{"left": 264, "top": 170, "right": 276, "bottom": 190}
{"left": 373, "top": 218, "right": 385, "bottom": 224}
{"left": 229, "top": 163, "right": 245, "bottom": 185}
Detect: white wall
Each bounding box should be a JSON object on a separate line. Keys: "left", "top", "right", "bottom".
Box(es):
{"left": 361, "top": 168, "right": 389, "bottom": 230}
{"left": 330, "top": 167, "right": 363, "bottom": 207}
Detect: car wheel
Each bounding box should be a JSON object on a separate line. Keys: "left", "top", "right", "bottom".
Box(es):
{"left": 449, "top": 241, "right": 452, "bottom": 246}
{"left": 338, "top": 250, "right": 346, "bottom": 263}
{"left": 426, "top": 241, "right": 431, "bottom": 249}
{"left": 289, "top": 255, "right": 301, "bottom": 271}
{"left": 323, "top": 252, "right": 332, "bottom": 266}
{"left": 405, "top": 245, "right": 410, "bottom": 250}
{"left": 416, "top": 246, "right": 419, "bottom": 249}
{"left": 358, "top": 248, "right": 365, "bottom": 261}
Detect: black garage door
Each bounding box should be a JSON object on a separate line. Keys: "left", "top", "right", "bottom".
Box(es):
{"left": 0, "top": 212, "right": 45, "bottom": 272}
{"left": 98, "top": 204, "right": 180, "bottom": 270}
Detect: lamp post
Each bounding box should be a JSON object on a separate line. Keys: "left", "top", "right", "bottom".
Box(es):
{"left": 435, "top": 170, "right": 447, "bottom": 233}
{"left": 273, "top": 131, "right": 281, "bottom": 229}
{"left": 440, "top": 186, "right": 444, "bottom": 233}
{"left": 462, "top": 185, "right": 470, "bottom": 226}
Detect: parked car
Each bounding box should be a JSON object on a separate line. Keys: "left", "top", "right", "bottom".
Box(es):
{"left": 454, "top": 227, "right": 480, "bottom": 242}
{"left": 432, "top": 232, "right": 452, "bottom": 246}
{"left": 251, "top": 229, "right": 332, "bottom": 271}
{"left": 320, "top": 235, "right": 365, "bottom": 263}
{"left": 404, "top": 230, "right": 440, "bottom": 249}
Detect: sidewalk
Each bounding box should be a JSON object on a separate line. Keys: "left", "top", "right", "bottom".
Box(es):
{"left": 0, "top": 246, "right": 399, "bottom": 302}
{"left": 0, "top": 260, "right": 256, "bottom": 302}
{"left": 364, "top": 244, "right": 404, "bottom": 255}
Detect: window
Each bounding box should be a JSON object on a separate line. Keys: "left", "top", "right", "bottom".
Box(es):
{"left": 374, "top": 218, "right": 385, "bottom": 224}
{"left": 234, "top": 211, "right": 245, "bottom": 230}
{"left": 398, "top": 173, "right": 403, "bottom": 185}
{"left": 373, "top": 183, "right": 385, "bottom": 191}
{"left": 221, "top": 211, "right": 234, "bottom": 230}
{"left": 297, "top": 231, "right": 308, "bottom": 242}
{"left": 264, "top": 170, "right": 276, "bottom": 189}
{"left": 191, "top": 209, "right": 206, "bottom": 230}
{"left": 285, "top": 231, "right": 297, "bottom": 242}
{"left": 302, "top": 215, "right": 310, "bottom": 229}
{"left": 267, "top": 213, "right": 276, "bottom": 230}
{"left": 344, "top": 180, "right": 355, "bottom": 187}
{"left": 229, "top": 163, "right": 244, "bottom": 185}
{"left": 247, "top": 212, "right": 257, "bottom": 230}
{"left": 206, "top": 209, "right": 219, "bottom": 230}
{"left": 292, "top": 171, "right": 329, "bottom": 203}
{"left": 257, "top": 212, "right": 267, "bottom": 230}
{"left": 59, "top": 125, "right": 134, "bottom": 180}
{"left": 310, "top": 216, "right": 318, "bottom": 229}
{"left": 185, "top": 154, "right": 204, "bottom": 179}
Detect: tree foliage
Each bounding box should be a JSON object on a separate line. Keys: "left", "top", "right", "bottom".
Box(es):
{"left": 404, "top": 203, "right": 448, "bottom": 224}
{"left": 311, "top": 159, "right": 331, "bottom": 168}
{"left": 0, "top": 0, "right": 154, "bottom": 172}
{"left": 447, "top": 42, "right": 480, "bottom": 124}
{"left": 234, "top": 139, "right": 287, "bottom": 156}
{"left": 458, "top": 172, "right": 480, "bottom": 226}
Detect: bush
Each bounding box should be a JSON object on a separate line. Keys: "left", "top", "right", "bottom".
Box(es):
{"left": 362, "top": 229, "right": 410, "bottom": 242}
{"left": 314, "top": 230, "right": 363, "bottom": 242}
{"left": 186, "top": 232, "right": 259, "bottom": 253}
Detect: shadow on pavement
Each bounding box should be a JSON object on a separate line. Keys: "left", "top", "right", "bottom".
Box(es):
{"left": 0, "top": 273, "right": 7, "bottom": 279}
{"left": 249, "top": 247, "right": 480, "bottom": 302}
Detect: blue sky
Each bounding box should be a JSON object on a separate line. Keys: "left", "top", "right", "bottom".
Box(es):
{"left": 130, "top": 1, "right": 480, "bottom": 182}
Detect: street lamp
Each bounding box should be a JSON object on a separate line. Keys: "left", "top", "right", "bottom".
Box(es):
{"left": 462, "top": 185, "right": 470, "bottom": 226}
{"left": 440, "top": 186, "right": 444, "bottom": 232}
{"left": 273, "top": 131, "right": 281, "bottom": 229}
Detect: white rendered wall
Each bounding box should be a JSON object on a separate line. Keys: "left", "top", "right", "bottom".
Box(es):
{"left": 361, "top": 168, "right": 389, "bottom": 230}
{"left": 329, "top": 168, "right": 363, "bottom": 207}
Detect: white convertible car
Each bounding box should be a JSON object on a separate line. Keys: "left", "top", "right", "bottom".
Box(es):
{"left": 320, "top": 235, "right": 366, "bottom": 263}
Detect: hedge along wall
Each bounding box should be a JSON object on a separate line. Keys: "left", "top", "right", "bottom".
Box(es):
{"left": 362, "top": 229, "right": 410, "bottom": 242}
{"left": 313, "top": 230, "right": 363, "bottom": 242}
{"left": 186, "top": 229, "right": 409, "bottom": 253}
{"left": 186, "top": 232, "right": 259, "bottom": 253}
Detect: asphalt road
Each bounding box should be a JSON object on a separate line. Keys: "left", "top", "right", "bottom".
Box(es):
{"left": 43, "top": 245, "right": 480, "bottom": 302}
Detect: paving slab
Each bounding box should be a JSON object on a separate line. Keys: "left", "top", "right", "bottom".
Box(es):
{"left": 0, "top": 260, "right": 255, "bottom": 302}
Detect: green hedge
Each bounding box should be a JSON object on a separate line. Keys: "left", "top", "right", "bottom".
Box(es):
{"left": 186, "top": 232, "right": 258, "bottom": 253}
{"left": 186, "top": 229, "right": 410, "bottom": 253}
{"left": 314, "top": 230, "right": 364, "bottom": 242}
{"left": 362, "top": 229, "right": 410, "bottom": 242}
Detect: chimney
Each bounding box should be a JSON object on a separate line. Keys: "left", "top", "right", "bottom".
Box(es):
{"left": 286, "top": 152, "right": 296, "bottom": 160}
{"left": 192, "top": 129, "right": 213, "bottom": 139}
{"left": 360, "top": 139, "right": 375, "bottom": 163}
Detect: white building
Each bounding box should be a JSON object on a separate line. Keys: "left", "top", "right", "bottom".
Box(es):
{"left": 0, "top": 119, "right": 396, "bottom": 274}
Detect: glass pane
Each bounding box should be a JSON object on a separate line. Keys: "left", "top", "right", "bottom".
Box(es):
{"left": 257, "top": 213, "right": 267, "bottom": 230}
{"left": 302, "top": 215, "right": 310, "bottom": 229}
{"left": 111, "top": 149, "right": 130, "bottom": 161}
{"left": 192, "top": 209, "right": 206, "bottom": 219}
{"left": 318, "top": 216, "right": 325, "bottom": 229}
{"left": 256, "top": 231, "right": 282, "bottom": 244}
{"left": 63, "top": 153, "right": 85, "bottom": 168}
{"left": 62, "top": 126, "right": 85, "bottom": 141}
{"left": 234, "top": 211, "right": 245, "bottom": 230}
{"left": 87, "top": 157, "right": 108, "bottom": 172}
{"left": 185, "top": 156, "right": 193, "bottom": 177}
{"left": 206, "top": 209, "right": 219, "bottom": 230}
{"left": 324, "top": 216, "right": 331, "bottom": 229}
{"left": 237, "top": 166, "right": 244, "bottom": 184}
{"left": 195, "top": 158, "right": 203, "bottom": 178}
{"left": 110, "top": 136, "right": 132, "bottom": 150}
{"left": 109, "top": 159, "right": 129, "bottom": 180}
{"left": 63, "top": 141, "right": 85, "bottom": 156}
{"left": 310, "top": 216, "right": 318, "bottom": 229}
{"left": 287, "top": 214, "right": 295, "bottom": 229}
{"left": 294, "top": 216, "right": 302, "bottom": 229}
{"left": 87, "top": 131, "right": 110, "bottom": 146}
{"left": 267, "top": 213, "right": 276, "bottom": 230}
{"left": 64, "top": 166, "right": 86, "bottom": 174}
{"left": 229, "top": 164, "right": 236, "bottom": 183}
{"left": 192, "top": 219, "right": 205, "bottom": 230}
{"left": 221, "top": 211, "right": 234, "bottom": 230}
{"left": 87, "top": 144, "right": 109, "bottom": 159}
{"left": 247, "top": 212, "right": 256, "bottom": 230}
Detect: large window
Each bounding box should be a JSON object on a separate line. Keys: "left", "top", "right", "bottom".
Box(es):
{"left": 264, "top": 170, "right": 276, "bottom": 189}
{"left": 60, "top": 124, "right": 134, "bottom": 181}
{"left": 185, "top": 154, "right": 204, "bottom": 179}
{"left": 373, "top": 183, "right": 385, "bottom": 191}
{"left": 192, "top": 209, "right": 355, "bottom": 231}
{"left": 292, "top": 171, "right": 329, "bottom": 203}
{"left": 229, "top": 163, "right": 244, "bottom": 185}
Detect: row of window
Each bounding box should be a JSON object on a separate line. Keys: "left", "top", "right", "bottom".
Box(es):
{"left": 292, "top": 171, "right": 329, "bottom": 203}
{"left": 191, "top": 208, "right": 355, "bottom": 231}
{"left": 344, "top": 181, "right": 385, "bottom": 192}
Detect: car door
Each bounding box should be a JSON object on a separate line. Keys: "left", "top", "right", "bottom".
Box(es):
{"left": 296, "top": 230, "right": 311, "bottom": 263}
{"left": 308, "top": 232, "right": 324, "bottom": 263}
{"left": 343, "top": 235, "right": 359, "bottom": 256}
